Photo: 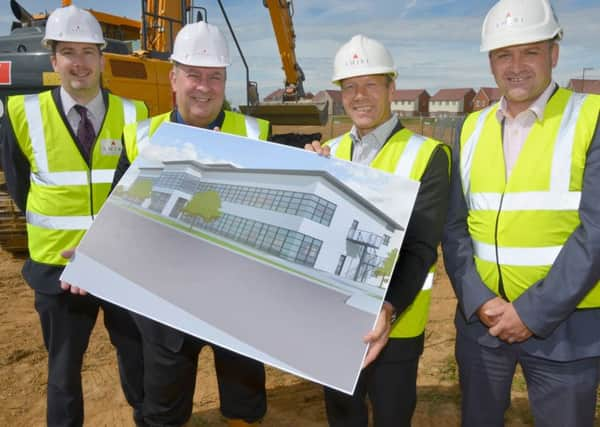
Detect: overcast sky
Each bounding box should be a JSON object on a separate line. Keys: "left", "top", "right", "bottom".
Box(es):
{"left": 1, "top": 0, "right": 599, "bottom": 107}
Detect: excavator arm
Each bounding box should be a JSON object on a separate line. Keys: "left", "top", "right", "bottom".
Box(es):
{"left": 263, "top": 0, "right": 305, "bottom": 101}
{"left": 240, "top": 0, "right": 328, "bottom": 126}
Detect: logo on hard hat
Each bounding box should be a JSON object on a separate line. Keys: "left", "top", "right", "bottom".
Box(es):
{"left": 346, "top": 53, "right": 368, "bottom": 67}
{"left": 496, "top": 11, "right": 525, "bottom": 29}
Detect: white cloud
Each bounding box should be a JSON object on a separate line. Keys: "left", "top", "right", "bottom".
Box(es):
{"left": 2, "top": 1, "right": 598, "bottom": 109}
{"left": 142, "top": 141, "right": 199, "bottom": 162}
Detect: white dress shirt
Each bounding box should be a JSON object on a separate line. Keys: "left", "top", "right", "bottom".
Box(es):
{"left": 350, "top": 114, "right": 399, "bottom": 165}
{"left": 60, "top": 87, "right": 105, "bottom": 136}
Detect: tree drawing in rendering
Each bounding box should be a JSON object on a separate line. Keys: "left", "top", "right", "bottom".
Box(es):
{"left": 127, "top": 178, "right": 153, "bottom": 203}
{"left": 373, "top": 248, "right": 398, "bottom": 288}
{"left": 182, "top": 190, "right": 222, "bottom": 230}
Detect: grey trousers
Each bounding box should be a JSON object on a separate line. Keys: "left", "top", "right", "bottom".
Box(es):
{"left": 455, "top": 331, "right": 599, "bottom": 427}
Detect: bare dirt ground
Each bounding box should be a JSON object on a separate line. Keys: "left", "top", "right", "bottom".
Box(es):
{"left": 1, "top": 121, "right": 596, "bottom": 426}
{"left": 1, "top": 247, "right": 548, "bottom": 427}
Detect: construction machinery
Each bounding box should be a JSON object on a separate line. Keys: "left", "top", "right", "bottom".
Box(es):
{"left": 239, "top": 0, "right": 328, "bottom": 126}
{"left": 0, "top": 0, "right": 193, "bottom": 116}
{"left": 0, "top": 0, "right": 325, "bottom": 253}
{"left": 0, "top": 0, "right": 192, "bottom": 253}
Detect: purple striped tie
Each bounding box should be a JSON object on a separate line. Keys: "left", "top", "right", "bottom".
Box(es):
{"left": 74, "top": 105, "right": 96, "bottom": 157}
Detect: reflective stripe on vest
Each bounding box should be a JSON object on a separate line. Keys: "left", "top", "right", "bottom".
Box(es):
{"left": 394, "top": 134, "right": 426, "bottom": 179}
{"left": 24, "top": 94, "right": 123, "bottom": 187}
{"left": 26, "top": 211, "right": 93, "bottom": 230}
{"left": 122, "top": 98, "right": 138, "bottom": 126}
{"left": 244, "top": 116, "right": 260, "bottom": 139}
{"left": 135, "top": 118, "right": 153, "bottom": 158}
{"left": 460, "top": 89, "right": 600, "bottom": 307}
{"left": 31, "top": 169, "right": 115, "bottom": 186}
{"left": 551, "top": 93, "right": 587, "bottom": 191}
{"left": 462, "top": 95, "right": 586, "bottom": 212}
{"left": 473, "top": 240, "right": 562, "bottom": 266}
{"left": 327, "top": 135, "right": 344, "bottom": 156}
{"left": 460, "top": 105, "right": 493, "bottom": 203}
{"left": 24, "top": 94, "right": 49, "bottom": 172}
{"left": 467, "top": 191, "right": 581, "bottom": 212}
{"left": 422, "top": 272, "right": 434, "bottom": 290}
{"left": 10, "top": 91, "right": 147, "bottom": 265}
{"left": 326, "top": 128, "right": 444, "bottom": 338}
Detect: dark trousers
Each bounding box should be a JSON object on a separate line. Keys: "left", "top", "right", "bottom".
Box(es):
{"left": 134, "top": 314, "right": 266, "bottom": 427}
{"left": 456, "top": 331, "right": 600, "bottom": 427}
{"left": 324, "top": 341, "right": 420, "bottom": 427}
{"left": 34, "top": 291, "right": 144, "bottom": 427}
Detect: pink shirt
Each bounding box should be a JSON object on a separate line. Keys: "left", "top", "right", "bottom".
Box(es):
{"left": 496, "top": 81, "right": 557, "bottom": 179}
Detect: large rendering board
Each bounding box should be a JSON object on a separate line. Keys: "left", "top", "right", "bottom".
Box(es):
{"left": 62, "top": 122, "right": 420, "bottom": 394}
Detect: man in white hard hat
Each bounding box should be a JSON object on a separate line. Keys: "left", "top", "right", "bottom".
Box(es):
{"left": 442, "top": 0, "right": 600, "bottom": 425}
{"left": 0, "top": 5, "right": 148, "bottom": 426}
{"left": 114, "top": 21, "right": 269, "bottom": 427}
{"left": 306, "top": 34, "right": 450, "bottom": 427}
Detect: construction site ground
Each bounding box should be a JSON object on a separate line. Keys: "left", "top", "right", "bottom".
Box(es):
{"left": 0, "top": 118, "right": 597, "bottom": 426}
{"left": 0, "top": 248, "right": 547, "bottom": 426}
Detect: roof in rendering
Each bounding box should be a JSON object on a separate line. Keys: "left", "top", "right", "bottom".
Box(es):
{"left": 150, "top": 160, "right": 403, "bottom": 230}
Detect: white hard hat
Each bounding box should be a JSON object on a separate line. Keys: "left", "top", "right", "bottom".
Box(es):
{"left": 331, "top": 34, "right": 396, "bottom": 85}
{"left": 481, "top": 0, "right": 563, "bottom": 52}
{"left": 170, "top": 22, "right": 231, "bottom": 67}
{"left": 42, "top": 5, "right": 106, "bottom": 49}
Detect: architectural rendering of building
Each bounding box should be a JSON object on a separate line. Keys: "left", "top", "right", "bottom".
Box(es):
{"left": 124, "top": 161, "right": 403, "bottom": 287}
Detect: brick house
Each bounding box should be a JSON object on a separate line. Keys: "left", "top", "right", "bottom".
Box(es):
{"left": 473, "top": 87, "right": 502, "bottom": 111}
{"left": 429, "top": 88, "right": 476, "bottom": 117}
{"left": 567, "top": 79, "right": 600, "bottom": 95}
{"left": 391, "top": 89, "right": 430, "bottom": 117}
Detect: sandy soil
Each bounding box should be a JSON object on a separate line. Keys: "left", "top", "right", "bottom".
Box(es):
{"left": 0, "top": 120, "right": 595, "bottom": 426}
{"left": 1, "top": 247, "right": 552, "bottom": 427}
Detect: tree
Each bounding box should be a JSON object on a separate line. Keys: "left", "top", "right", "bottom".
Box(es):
{"left": 181, "top": 190, "right": 222, "bottom": 230}
{"left": 127, "top": 178, "right": 153, "bottom": 203}
{"left": 373, "top": 248, "right": 398, "bottom": 288}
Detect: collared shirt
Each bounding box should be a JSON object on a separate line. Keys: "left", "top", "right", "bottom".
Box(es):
{"left": 496, "top": 81, "right": 557, "bottom": 178}
{"left": 350, "top": 114, "right": 399, "bottom": 165}
{"left": 60, "top": 87, "right": 105, "bottom": 136}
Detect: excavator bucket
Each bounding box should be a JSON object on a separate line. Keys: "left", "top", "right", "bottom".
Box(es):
{"left": 240, "top": 101, "right": 329, "bottom": 126}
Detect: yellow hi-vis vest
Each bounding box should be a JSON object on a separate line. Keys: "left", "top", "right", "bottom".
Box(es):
{"left": 7, "top": 91, "right": 148, "bottom": 265}
{"left": 123, "top": 110, "right": 270, "bottom": 162}
{"left": 460, "top": 88, "right": 600, "bottom": 308}
{"left": 326, "top": 128, "right": 448, "bottom": 338}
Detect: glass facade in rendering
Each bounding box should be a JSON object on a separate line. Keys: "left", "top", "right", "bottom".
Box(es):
{"left": 180, "top": 211, "right": 323, "bottom": 267}
{"left": 155, "top": 173, "right": 337, "bottom": 226}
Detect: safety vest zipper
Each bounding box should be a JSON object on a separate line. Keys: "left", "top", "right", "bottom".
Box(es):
{"left": 494, "top": 192, "right": 507, "bottom": 300}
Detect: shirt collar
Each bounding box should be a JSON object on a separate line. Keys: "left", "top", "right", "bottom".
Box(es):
{"left": 60, "top": 87, "right": 103, "bottom": 119}
{"left": 496, "top": 81, "right": 557, "bottom": 123}
{"left": 350, "top": 114, "right": 399, "bottom": 145}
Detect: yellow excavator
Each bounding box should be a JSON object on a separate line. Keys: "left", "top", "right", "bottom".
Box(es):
{"left": 0, "top": 0, "right": 326, "bottom": 253}
{"left": 2, "top": 0, "right": 327, "bottom": 121}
